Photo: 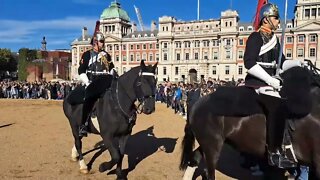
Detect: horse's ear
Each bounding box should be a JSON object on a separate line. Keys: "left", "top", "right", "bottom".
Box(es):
{"left": 153, "top": 61, "right": 158, "bottom": 72}
{"left": 140, "top": 60, "right": 146, "bottom": 68}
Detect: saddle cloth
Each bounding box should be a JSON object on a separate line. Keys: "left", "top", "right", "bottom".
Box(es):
{"left": 208, "top": 86, "right": 264, "bottom": 117}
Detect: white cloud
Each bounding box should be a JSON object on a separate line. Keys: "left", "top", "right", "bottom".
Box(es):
{"left": 0, "top": 17, "right": 97, "bottom": 44}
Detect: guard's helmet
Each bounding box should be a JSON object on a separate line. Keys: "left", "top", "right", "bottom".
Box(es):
{"left": 91, "top": 31, "right": 105, "bottom": 45}
{"left": 259, "top": 3, "right": 280, "bottom": 24}
{"left": 95, "top": 32, "right": 105, "bottom": 42}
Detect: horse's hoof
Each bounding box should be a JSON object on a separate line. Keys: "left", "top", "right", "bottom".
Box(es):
{"left": 70, "top": 157, "right": 78, "bottom": 162}
{"left": 99, "top": 162, "right": 108, "bottom": 173}
{"left": 80, "top": 168, "right": 89, "bottom": 174}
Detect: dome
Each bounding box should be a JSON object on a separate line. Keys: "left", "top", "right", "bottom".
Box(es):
{"left": 100, "top": 1, "right": 130, "bottom": 22}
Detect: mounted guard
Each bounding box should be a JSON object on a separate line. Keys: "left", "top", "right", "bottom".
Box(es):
{"left": 78, "top": 21, "right": 116, "bottom": 137}
{"left": 245, "top": 2, "right": 307, "bottom": 168}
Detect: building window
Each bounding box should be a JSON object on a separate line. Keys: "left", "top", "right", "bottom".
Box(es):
{"left": 194, "top": 41, "right": 200, "bottom": 48}
{"left": 238, "top": 50, "right": 244, "bottom": 59}
{"left": 116, "top": 55, "right": 119, "bottom": 61}
{"left": 238, "top": 66, "right": 243, "bottom": 75}
{"left": 212, "top": 66, "right": 216, "bottom": 75}
{"left": 226, "top": 50, "right": 231, "bottom": 59}
{"left": 176, "top": 53, "right": 180, "bottom": 60}
{"left": 163, "top": 53, "right": 168, "bottom": 61}
{"left": 297, "top": 48, "right": 304, "bottom": 57}
{"left": 286, "top": 36, "right": 293, "bottom": 43}
{"left": 239, "top": 27, "right": 244, "bottom": 31}
{"left": 142, "top": 53, "right": 147, "bottom": 61}
{"left": 239, "top": 39, "right": 244, "bottom": 45}
{"left": 123, "top": 55, "right": 126, "bottom": 61}
{"left": 310, "top": 48, "right": 316, "bottom": 57}
{"left": 149, "top": 44, "right": 153, "bottom": 49}
{"left": 175, "top": 67, "right": 179, "bottom": 75}
{"left": 195, "top": 52, "right": 199, "bottom": 60}
{"left": 225, "top": 65, "right": 230, "bottom": 75}
{"left": 176, "top": 42, "right": 181, "bottom": 48}
{"left": 115, "top": 45, "right": 119, "bottom": 50}
{"left": 312, "top": 8, "right": 316, "bottom": 17}
{"left": 248, "top": 26, "right": 253, "bottom": 31}
{"left": 310, "top": 35, "right": 317, "bottom": 42}
{"left": 203, "top": 52, "right": 208, "bottom": 60}
{"left": 130, "top": 45, "right": 134, "bottom": 50}
{"left": 156, "top": 44, "right": 159, "bottom": 49}
{"left": 137, "top": 44, "right": 140, "bottom": 49}
{"left": 298, "top": 35, "right": 305, "bottom": 43}
{"left": 163, "top": 42, "right": 168, "bottom": 49}
{"left": 203, "top": 40, "right": 209, "bottom": 47}
{"left": 156, "top": 54, "right": 159, "bottom": 61}
{"left": 213, "top": 52, "right": 218, "bottom": 60}
{"left": 130, "top": 54, "right": 134, "bottom": 61}
{"left": 286, "top": 49, "right": 292, "bottom": 58}
{"left": 143, "top": 44, "right": 147, "bottom": 49}
{"left": 226, "top": 39, "right": 231, "bottom": 46}
{"left": 305, "top": 9, "right": 310, "bottom": 18}
{"left": 149, "top": 54, "right": 153, "bottom": 61}
{"left": 163, "top": 67, "right": 167, "bottom": 75}
{"left": 136, "top": 54, "right": 140, "bottom": 61}
{"left": 123, "top": 67, "right": 126, "bottom": 73}
{"left": 185, "top": 41, "right": 191, "bottom": 48}
{"left": 185, "top": 53, "right": 189, "bottom": 60}
{"left": 123, "top": 45, "right": 126, "bottom": 50}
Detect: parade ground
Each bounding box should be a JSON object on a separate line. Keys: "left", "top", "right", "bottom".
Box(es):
{"left": 0, "top": 99, "right": 261, "bottom": 180}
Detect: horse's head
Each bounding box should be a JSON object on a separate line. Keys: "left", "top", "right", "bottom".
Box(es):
{"left": 280, "top": 62, "right": 319, "bottom": 118}
{"left": 135, "top": 60, "right": 158, "bottom": 114}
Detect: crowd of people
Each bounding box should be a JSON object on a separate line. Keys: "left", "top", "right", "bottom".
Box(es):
{"left": 155, "top": 78, "right": 244, "bottom": 120}
{"left": 0, "top": 80, "right": 81, "bottom": 100}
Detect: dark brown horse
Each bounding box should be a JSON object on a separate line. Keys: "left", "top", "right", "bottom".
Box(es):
{"left": 180, "top": 64, "right": 320, "bottom": 180}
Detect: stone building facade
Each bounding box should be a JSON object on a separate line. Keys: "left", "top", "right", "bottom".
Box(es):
{"left": 71, "top": 0, "right": 320, "bottom": 83}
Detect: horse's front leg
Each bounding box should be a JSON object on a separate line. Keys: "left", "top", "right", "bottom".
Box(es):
{"left": 99, "top": 134, "right": 119, "bottom": 173}
{"left": 72, "top": 134, "right": 89, "bottom": 174}
{"left": 115, "top": 135, "right": 130, "bottom": 180}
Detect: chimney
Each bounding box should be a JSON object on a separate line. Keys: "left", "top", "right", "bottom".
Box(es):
{"left": 131, "top": 23, "right": 137, "bottom": 33}
{"left": 151, "top": 21, "right": 157, "bottom": 31}
{"left": 82, "top": 27, "right": 88, "bottom": 41}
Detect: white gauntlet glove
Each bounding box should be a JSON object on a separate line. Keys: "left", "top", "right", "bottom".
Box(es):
{"left": 79, "top": 73, "right": 90, "bottom": 87}
{"left": 248, "top": 64, "right": 281, "bottom": 89}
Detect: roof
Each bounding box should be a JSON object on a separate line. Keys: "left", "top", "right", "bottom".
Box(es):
{"left": 100, "top": 1, "right": 130, "bottom": 22}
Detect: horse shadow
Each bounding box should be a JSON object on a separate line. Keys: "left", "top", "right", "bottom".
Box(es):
{"left": 84, "top": 126, "right": 177, "bottom": 176}
{"left": 194, "top": 144, "right": 263, "bottom": 180}
{"left": 120, "top": 126, "right": 177, "bottom": 174}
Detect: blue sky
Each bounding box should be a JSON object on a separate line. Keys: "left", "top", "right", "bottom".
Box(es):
{"left": 0, "top": 0, "right": 295, "bottom": 52}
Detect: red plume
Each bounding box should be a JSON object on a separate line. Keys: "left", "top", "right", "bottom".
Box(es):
{"left": 253, "top": 0, "right": 268, "bottom": 30}
{"left": 91, "top": 20, "right": 100, "bottom": 44}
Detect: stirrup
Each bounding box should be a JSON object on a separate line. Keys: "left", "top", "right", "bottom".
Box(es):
{"left": 268, "top": 151, "right": 297, "bottom": 169}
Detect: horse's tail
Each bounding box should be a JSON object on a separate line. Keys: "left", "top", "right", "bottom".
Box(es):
{"left": 179, "top": 122, "right": 195, "bottom": 170}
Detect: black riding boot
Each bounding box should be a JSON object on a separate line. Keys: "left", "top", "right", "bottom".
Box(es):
{"left": 79, "top": 98, "right": 95, "bottom": 137}
{"left": 259, "top": 94, "right": 297, "bottom": 169}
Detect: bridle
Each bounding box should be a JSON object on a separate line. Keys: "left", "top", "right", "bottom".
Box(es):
{"left": 304, "top": 59, "right": 320, "bottom": 88}
{"left": 134, "top": 71, "right": 156, "bottom": 113}
{"left": 114, "top": 70, "right": 156, "bottom": 118}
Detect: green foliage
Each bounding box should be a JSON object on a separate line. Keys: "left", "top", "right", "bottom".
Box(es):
{"left": 17, "top": 48, "right": 30, "bottom": 81}
{"left": 0, "top": 48, "right": 17, "bottom": 72}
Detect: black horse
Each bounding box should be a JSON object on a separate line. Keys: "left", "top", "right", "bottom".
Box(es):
{"left": 180, "top": 64, "right": 320, "bottom": 180}
{"left": 63, "top": 60, "right": 157, "bottom": 179}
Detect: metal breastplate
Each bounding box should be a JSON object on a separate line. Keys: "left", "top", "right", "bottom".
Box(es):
{"left": 87, "top": 51, "right": 108, "bottom": 73}
{"left": 259, "top": 32, "right": 278, "bottom": 64}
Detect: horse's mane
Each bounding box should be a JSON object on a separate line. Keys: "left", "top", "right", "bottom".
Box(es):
{"left": 280, "top": 67, "right": 312, "bottom": 118}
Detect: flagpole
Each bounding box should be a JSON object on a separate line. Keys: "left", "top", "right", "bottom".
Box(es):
{"left": 276, "top": 0, "right": 288, "bottom": 76}
{"left": 197, "top": 0, "right": 200, "bottom": 20}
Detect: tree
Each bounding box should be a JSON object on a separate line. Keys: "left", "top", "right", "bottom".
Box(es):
{"left": 18, "top": 48, "right": 29, "bottom": 81}
{"left": 0, "top": 48, "right": 16, "bottom": 72}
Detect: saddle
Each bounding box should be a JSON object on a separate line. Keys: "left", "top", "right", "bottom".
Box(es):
{"left": 208, "top": 86, "right": 264, "bottom": 117}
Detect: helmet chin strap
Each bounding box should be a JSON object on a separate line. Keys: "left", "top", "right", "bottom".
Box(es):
{"left": 266, "top": 17, "right": 277, "bottom": 31}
